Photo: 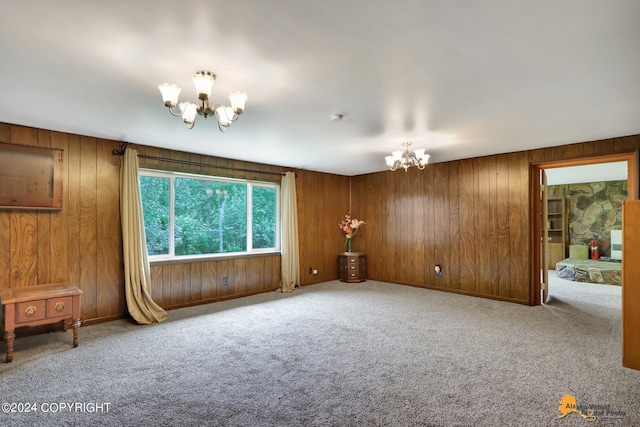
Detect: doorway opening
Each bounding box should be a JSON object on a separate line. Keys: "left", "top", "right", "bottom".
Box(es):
{"left": 530, "top": 152, "right": 638, "bottom": 306}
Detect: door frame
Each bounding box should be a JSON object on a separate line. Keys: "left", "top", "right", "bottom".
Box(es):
{"left": 530, "top": 151, "right": 638, "bottom": 305}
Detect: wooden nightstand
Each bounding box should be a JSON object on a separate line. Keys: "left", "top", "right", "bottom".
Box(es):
{"left": 338, "top": 252, "right": 367, "bottom": 283}
{"left": 1, "top": 283, "right": 82, "bottom": 363}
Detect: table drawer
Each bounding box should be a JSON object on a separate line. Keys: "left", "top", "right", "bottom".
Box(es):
{"left": 47, "top": 296, "right": 73, "bottom": 318}
{"left": 15, "top": 300, "right": 47, "bottom": 323}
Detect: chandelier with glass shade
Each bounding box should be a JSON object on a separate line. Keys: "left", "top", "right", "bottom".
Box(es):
{"left": 385, "top": 142, "right": 430, "bottom": 171}
{"left": 158, "top": 71, "right": 247, "bottom": 131}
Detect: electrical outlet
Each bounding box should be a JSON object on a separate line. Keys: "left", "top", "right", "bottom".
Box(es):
{"left": 435, "top": 265, "right": 442, "bottom": 277}
{"left": 308, "top": 267, "right": 313, "bottom": 274}
{"left": 223, "top": 276, "right": 229, "bottom": 285}
{"left": 313, "top": 269, "right": 318, "bottom": 275}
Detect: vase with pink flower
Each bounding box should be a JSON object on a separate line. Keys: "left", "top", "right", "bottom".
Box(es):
{"left": 339, "top": 213, "right": 365, "bottom": 253}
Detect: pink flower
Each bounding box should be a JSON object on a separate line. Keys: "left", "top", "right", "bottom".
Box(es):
{"left": 339, "top": 213, "right": 365, "bottom": 239}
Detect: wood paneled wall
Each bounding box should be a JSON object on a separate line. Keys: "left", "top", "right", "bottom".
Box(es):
{"left": 351, "top": 152, "right": 530, "bottom": 303}
{"left": 149, "top": 256, "right": 281, "bottom": 309}
{"left": 0, "top": 123, "right": 347, "bottom": 325}
{"left": 295, "top": 170, "right": 350, "bottom": 285}
{"left": 0, "top": 123, "right": 124, "bottom": 323}
{"left": 2, "top": 120, "right": 640, "bottom": 325}
{"left": 351, "top": 135, "right": 640, "bottom": 304}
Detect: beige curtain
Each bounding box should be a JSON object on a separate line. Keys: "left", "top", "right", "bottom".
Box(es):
{"left": 280, "top": 171, "right": 300, "bottom": 292}
{"left": 120, "top": 149, "right": 168, "bottom": 324}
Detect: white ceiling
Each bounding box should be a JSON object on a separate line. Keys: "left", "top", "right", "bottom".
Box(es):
{"left": 545, "top": 162, "right": 628, "bottom": 185}
{"left": 1, "top": 1, "right": 639, "bottom": 176}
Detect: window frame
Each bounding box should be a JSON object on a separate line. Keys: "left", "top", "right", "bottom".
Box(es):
{"left": 139, "top": 168, "right": 281, "bottom": 262}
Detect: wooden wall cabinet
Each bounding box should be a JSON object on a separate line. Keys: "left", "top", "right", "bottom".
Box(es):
{"left": 547, "top": 197, "right": 566, "bottom": 269}
{"left": 0, "top": 142, "right": 63, "bottom": 209}
{"left": 338, "top": 253, "right": 367, "bottom": 283}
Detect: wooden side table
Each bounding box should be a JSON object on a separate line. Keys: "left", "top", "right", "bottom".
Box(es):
{"left": 338, "top": 252, "right": 367, "bottom": 283}
{"left": 1, "top": 283, "right": 82, "bottom": 363}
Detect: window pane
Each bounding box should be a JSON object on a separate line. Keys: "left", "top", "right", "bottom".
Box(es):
{"left": 139, "top": 176, "right": 170, "bottom": 256}
{"left": 252, "top": 186, "right": 277, "bottom": 249}
{"left": 174, "top": 178, "right": 247, "bottom": 255}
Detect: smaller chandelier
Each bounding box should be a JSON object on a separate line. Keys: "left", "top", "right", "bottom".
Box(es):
{"left": 158, "top": 70, "right": 247, "bottom": 131}
{"left": 385, "top": 142, "right": 430, "bottom": 172}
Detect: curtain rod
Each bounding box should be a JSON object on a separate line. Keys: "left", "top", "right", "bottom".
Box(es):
{"left": 113, "top": 144, "right": 286, "bottom": 177}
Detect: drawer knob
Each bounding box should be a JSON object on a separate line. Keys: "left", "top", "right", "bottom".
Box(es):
{"left": 25, "top": 305, "right": 37, "bottom": 317}
{"left": 55, "top": 302, "right": 65, "bottom": 312}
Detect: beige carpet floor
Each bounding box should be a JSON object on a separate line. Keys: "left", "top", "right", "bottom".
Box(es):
{"left": 0, "top": 275, "right": 637, "bottom": 426}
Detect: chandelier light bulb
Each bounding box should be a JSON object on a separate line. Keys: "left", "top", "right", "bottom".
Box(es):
{"left": 180, "top": 102, "right": 198, "bottom": 127}
{"left": 215, "top": 105, "right": 232, "bottom": 127}
{"left": 158, "top": 83, "right": 181, "bottom": 108}
{"left": 192, "top": 71, "right": 216, "bottom": 99}
{"left": 385, "top": 155, "right": 395, "bottom": 167}
{"left": 229, "top": 91, "right": 248, "bottom": 114}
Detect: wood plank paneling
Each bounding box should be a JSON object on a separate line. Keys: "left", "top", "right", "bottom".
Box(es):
{"left": 475, "top": 157, "right": 491, "bottom": 295}
{"left": 623, "top": 200, "right": 640, "bottom": 370}
{"left": 161, "top": 264, "right": 172, "bottom": 307}
{"left": 432, "top": 163, "right": 449, "bottom": 288}
{"left": 415, "top": 168, "right": 427, "bottom": 286}
{"left": 202, "top": 261, "right": 217, "bottom": 300}
{"left": 507, "top": 152, "right": 527, "bottom": 300}
{"left": 0, "top": 126, "right": 9, "bottom": 287}
{"left": 96, "top": 140, "right": 122, "bottom": 319}
{"left": 386, "top": 171, "right": 398, "bottom": 283}
{"left": 67, "top": 135, "right": 82, "bottom": 291}
{"left": 448, "top": 162, "right": 461, "bottom": 290}
{"left": 79, "top": 137, "right": 98, "bottom": 320}
{"left": 190, "top": 262, "right": 202, "bottom": 302}
{"left": 458, "top": 159, "right": 475, "bottom": 293}
{"left": 170, "top": 264, "right": 183, "bottom": 307}
{"left": 564, "top": 143, "right": 584, "bottom": 159}
{"left": 516, "top": 152, "right": 530, "bottom": 300}
{"left": 37, "top": 130, "right": 52, "bottom": 285}
{"left": 150, "top": 265, "right": 163, "bottom": 306}
{"left": 3, "top": 120, "right": 640, "bottom": 327}
{"left": 9, "top": 213, "right": 38, "bottom": 287}
{"left": 398, "top": 171, "right": 410, "bottom": 284}
{"left": 50, "top": 132, "right": 69, "bottom": 283}
{"left": 221, "top": 260, "right": 234, "bottom": 298}
{"left": 146, "top": 255, "right": 281, "bottom": 309}
{"left": 351, "top": 149, "right": 532, "bottom": 303}
{"left": 296, "top": 170, "right": 349, "bottom": 285}
{"left": 488, "top": 157, "right": 499, "bottom": 295}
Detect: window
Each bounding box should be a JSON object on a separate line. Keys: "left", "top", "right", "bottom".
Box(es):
{"left": 139, "top": 169, "right": 280, "bottom": 259}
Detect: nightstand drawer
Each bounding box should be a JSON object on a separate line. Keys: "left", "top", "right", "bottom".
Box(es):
{"left": 16, "top": 300, "right": 47, "bottom": 323}
{"left": 47, "top": 297, "right": 73, "bottom": 318}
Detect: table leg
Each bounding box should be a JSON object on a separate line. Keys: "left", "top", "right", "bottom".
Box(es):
{"left": 5, "top": 330, "right": 15, "bottom": 363}
{"left": 72, "top": 318, "right": 80, "bottom": 348}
